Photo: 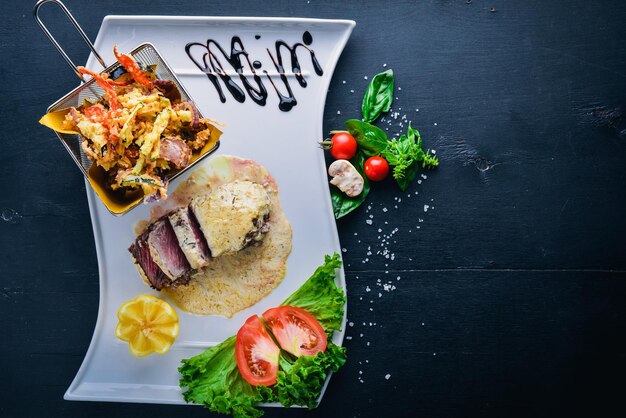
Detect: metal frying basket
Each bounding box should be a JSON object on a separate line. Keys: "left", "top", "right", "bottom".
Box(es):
{"left": 34, "top": 0, "right": 220, "bottom": 215}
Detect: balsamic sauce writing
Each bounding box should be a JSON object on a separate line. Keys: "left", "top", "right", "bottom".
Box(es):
{"left": 185, "top": 31, "right": 323, "bottom": 112}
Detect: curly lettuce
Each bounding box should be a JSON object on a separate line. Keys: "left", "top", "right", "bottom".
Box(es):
{"left": 280, "top": 253, "right": 345, "bottom": 334}
{"left": 179, "top": 254, "right": 346, "bottom": 418}
{"left": 268, "top": 342, "right": 347, "bottom": 408}
{"left": 179, "top": 336, "right": 271, "bottom": 418}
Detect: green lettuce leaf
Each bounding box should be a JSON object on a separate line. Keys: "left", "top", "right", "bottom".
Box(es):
{"left": 179, "top": 254, "right": 346, "bottom": 417}
{"left": 281, "top": 253, "right": 345, "bottom": 334}
{"left": 267, "top": 342, "right": 347, "bottom": 409}
{"left": 179, "top": 335, "right": 270, "bottom": 418}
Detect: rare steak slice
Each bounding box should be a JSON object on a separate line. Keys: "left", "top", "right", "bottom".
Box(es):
{"left": 168, "top": 207, "right": 211, "bottom": 269}
{"left": 147, "top": 217, "right": 192, "bottom": 286}
{"left": 128, "top": 229, "right": 171, "bottom": 290}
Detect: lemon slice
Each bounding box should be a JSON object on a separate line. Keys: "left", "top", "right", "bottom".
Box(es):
{"left": 115, "top": 294, "right": 179, "bottom": 357}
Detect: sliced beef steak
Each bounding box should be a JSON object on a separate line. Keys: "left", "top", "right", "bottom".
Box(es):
{"left": 168, "top": 207, "right": 211, "bottom": 269}
{"left": 147, "top": 217, "right": 192, "bottom": 285}
{"left": 128, "top": 229, "right": 171, "bottom": 290}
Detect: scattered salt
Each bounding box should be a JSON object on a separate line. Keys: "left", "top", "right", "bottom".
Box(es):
{"left": 385, "top": 374, "right": 391, "bottom": 380}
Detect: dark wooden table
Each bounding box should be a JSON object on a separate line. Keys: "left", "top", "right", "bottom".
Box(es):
{"left": 2, "top": 1, "right": 625, "bottom": 417}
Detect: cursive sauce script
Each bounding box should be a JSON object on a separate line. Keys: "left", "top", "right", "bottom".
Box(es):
{"left": 185, "top": 31, "right": 323, "bottom": 112}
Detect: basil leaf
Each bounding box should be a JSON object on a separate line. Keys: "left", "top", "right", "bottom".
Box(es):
{"left": 330, "top": 151, "right": 370, "bottom": 219}
{"left": 345, "top": 119, "right": 388, "bottom": 157}
{"left": 361, "top": 69, "right": 394, "bottom": 123}
{"left": 396, "top": 160, "right": 419, "bottom": 191}
{"left": 407, "top": 123, "right": 421, "bottom": 146}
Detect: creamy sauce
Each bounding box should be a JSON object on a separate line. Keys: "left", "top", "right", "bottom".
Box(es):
{"left": 138, "top": 155, "right": 292, "bottom": 317}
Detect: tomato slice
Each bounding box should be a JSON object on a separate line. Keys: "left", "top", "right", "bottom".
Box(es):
{"left": 235, "top": 315, "right": 280, "bottom": 386}
{"left": 262, "top": 306, "right": 327, "bottom": 357}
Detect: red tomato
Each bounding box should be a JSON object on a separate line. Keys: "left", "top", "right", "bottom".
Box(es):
{"left": 235, "top": 315, "right": 280, "bottom": 386}
{"left": 364, "top": 156, "right": 389, "bottom": 181}
{"left": 263, "top": 306, "right": 327, "bottom": 357}
{"left": 329, "top": 132, "right": 357, "bottom": 160}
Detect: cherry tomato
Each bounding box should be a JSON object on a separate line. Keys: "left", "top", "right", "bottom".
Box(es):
{"left": 364, "top": 156, "right": 389, "bottom": 181}
{"left": 329, "top": 132, "right": 357, "bottom": 160}
{"left": 235, "top": 315, "right": 280, "bottom": 386}
{"left": 263, "top": 306, "right": 327, "bottom": 357}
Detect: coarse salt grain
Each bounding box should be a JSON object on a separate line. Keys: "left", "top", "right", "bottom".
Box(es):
{"left": 385, "top": 374, "right": 391, "bottom": 380}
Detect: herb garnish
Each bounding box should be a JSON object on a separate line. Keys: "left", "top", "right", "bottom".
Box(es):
{"left": 361, "top": 69, "right": 394, "bottom": 123}
{"left": 329, "top": 70, "right": 439, "bottom": 217}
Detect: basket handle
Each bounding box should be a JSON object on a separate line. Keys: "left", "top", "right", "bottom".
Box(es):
{"left": 33, "top": 0, "right": 107, "bottom": 80}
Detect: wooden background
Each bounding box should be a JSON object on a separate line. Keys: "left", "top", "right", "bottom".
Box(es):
{"left": 2, "top": 0, "right": 625, "bottom": 417}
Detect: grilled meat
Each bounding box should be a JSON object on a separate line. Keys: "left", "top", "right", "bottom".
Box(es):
{"left": 191, "top": 181, "right": 271, "bottom": 257}
{"left": 129, "top": 180, "right": 272, "bottom": 290}
{"left": 168, "top": 206, "right": 211, "bottom": 269}
{"left": 147, "top": 218, "right": 192, "bottom": 284}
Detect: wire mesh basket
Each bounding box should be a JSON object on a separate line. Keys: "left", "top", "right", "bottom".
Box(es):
{"left": 35, "top": 0, "right": 220, "bottom": 215}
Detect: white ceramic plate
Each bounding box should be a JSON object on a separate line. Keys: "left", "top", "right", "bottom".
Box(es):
{"left": 64, "top": 16, "right": 354, "bottom": 405}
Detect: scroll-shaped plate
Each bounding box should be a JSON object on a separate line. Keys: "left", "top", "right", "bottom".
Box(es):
{"left": 64, "top": 16, "right": 354, "bottom": 405}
